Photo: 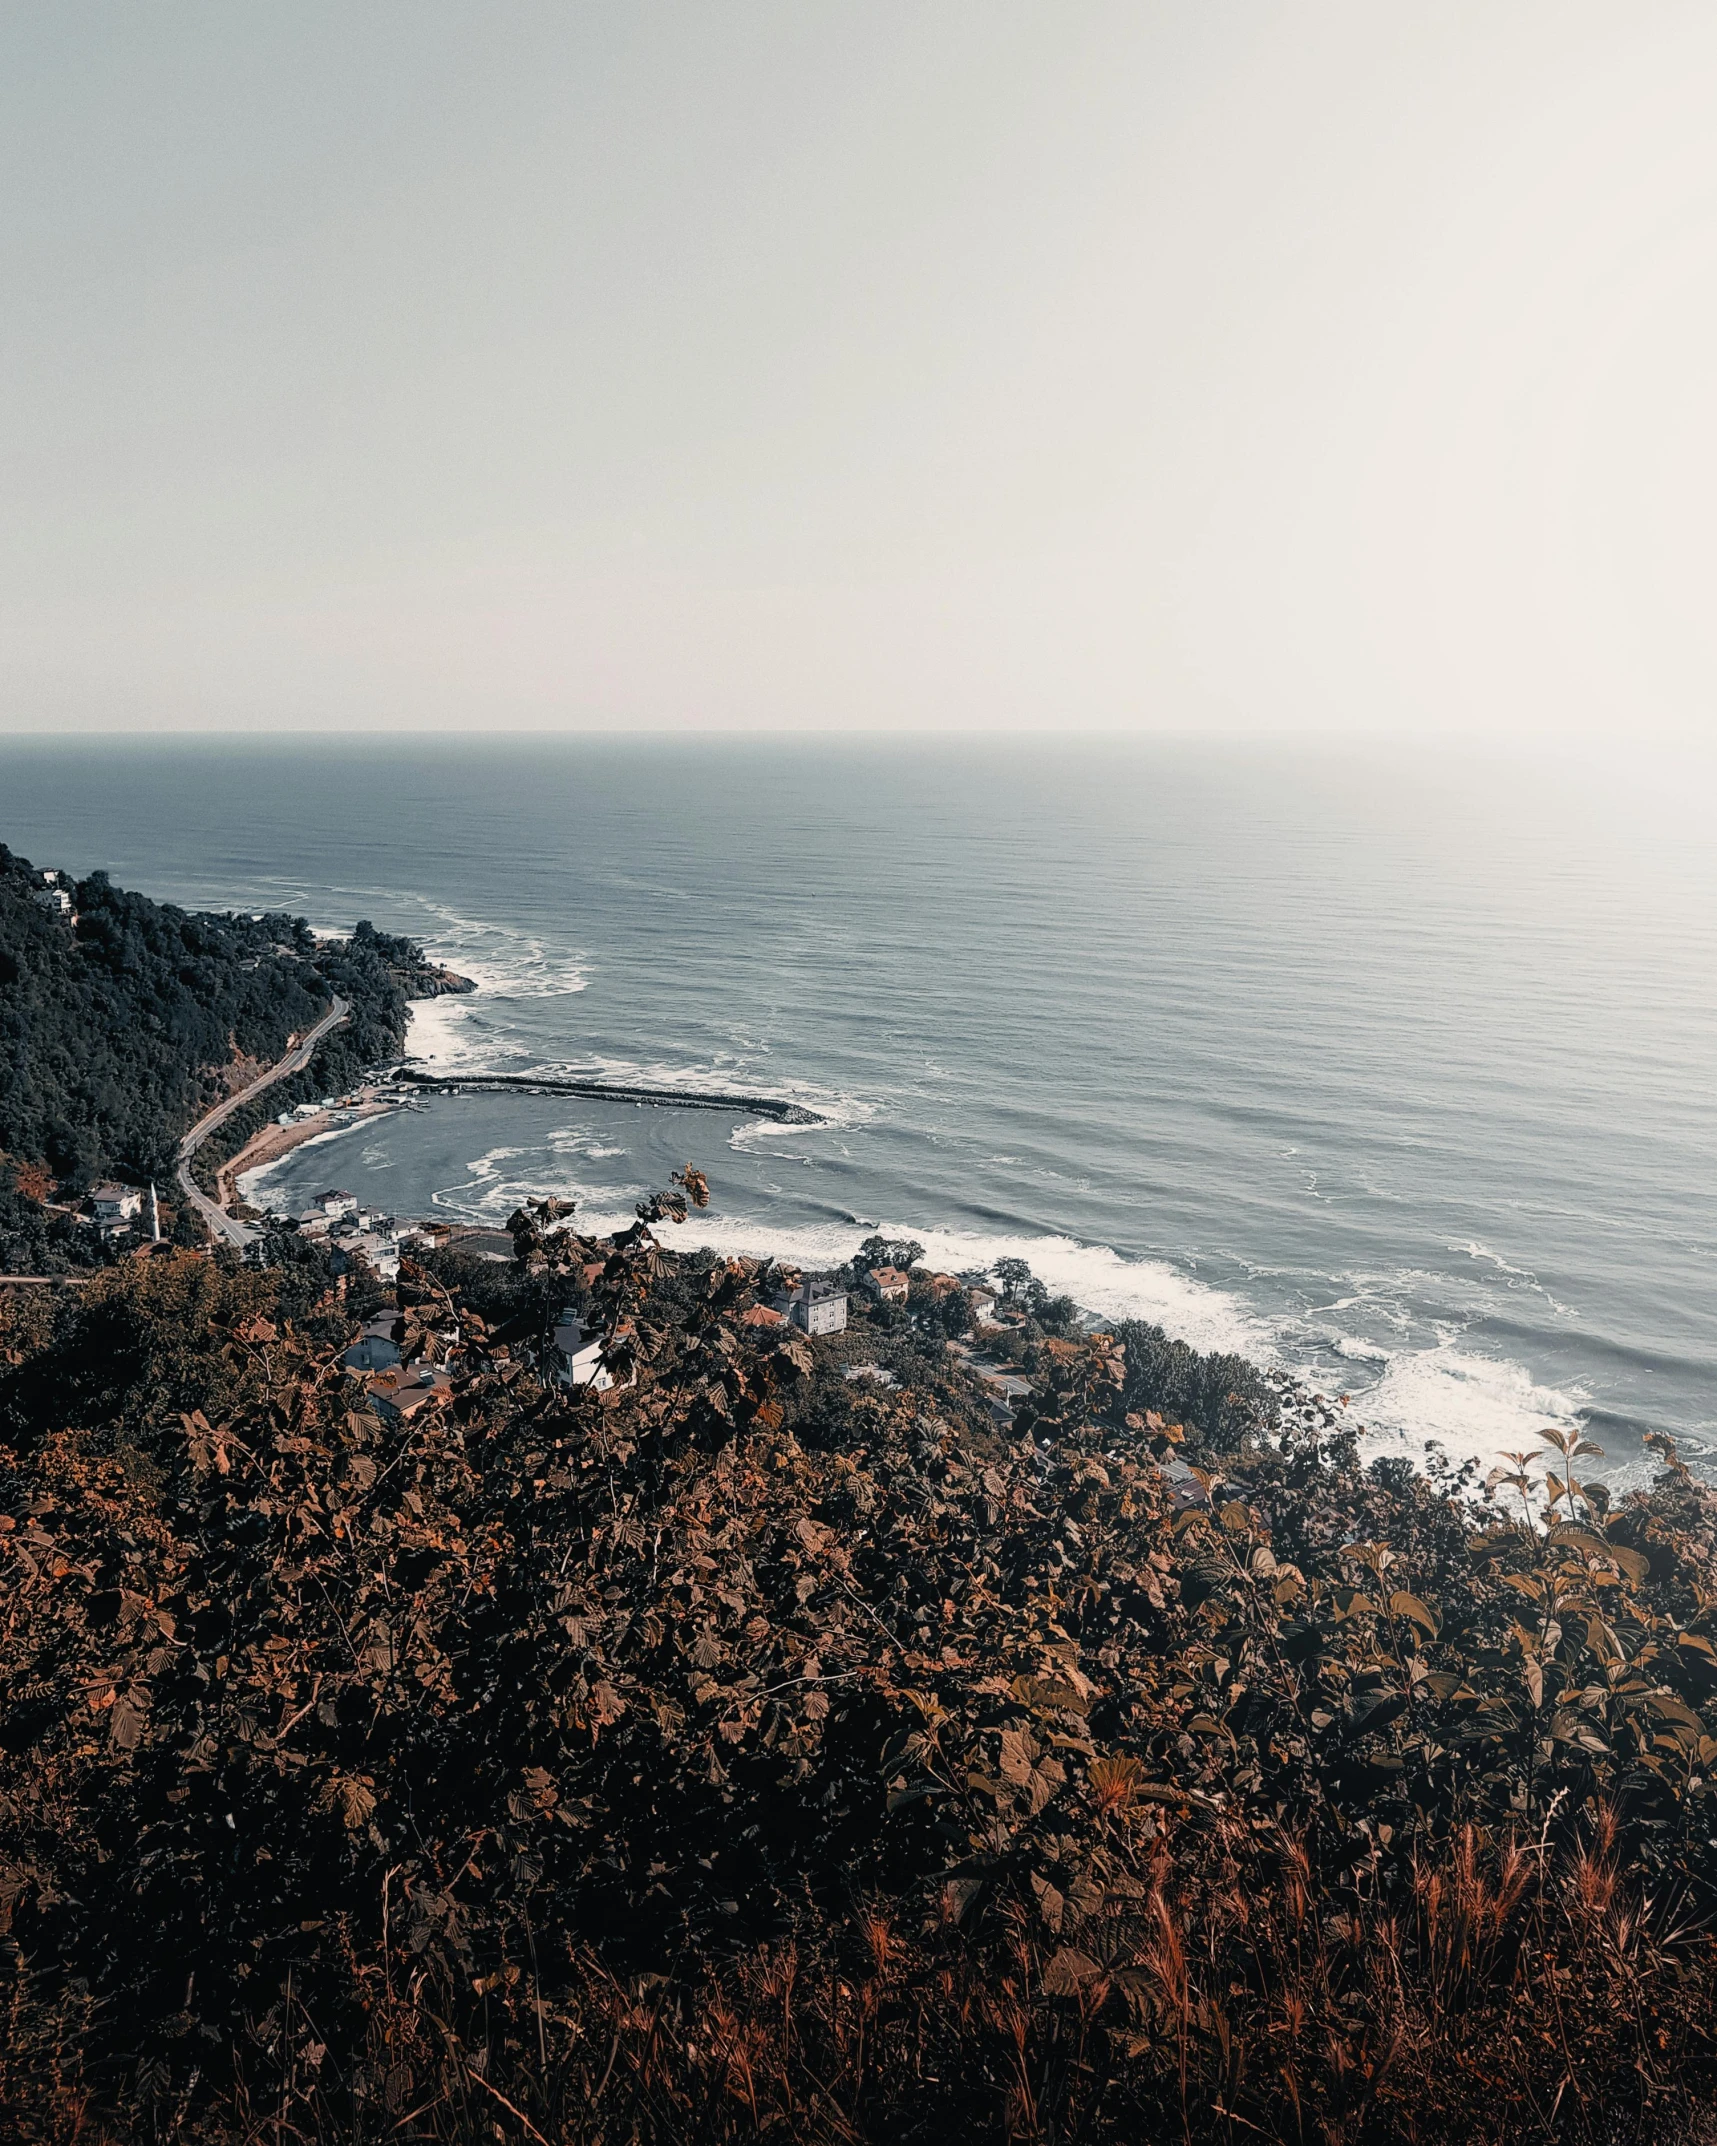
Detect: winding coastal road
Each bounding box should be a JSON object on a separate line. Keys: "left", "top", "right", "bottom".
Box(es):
{"left": 175, "top": 996, "right": 349, "bottom": 1248}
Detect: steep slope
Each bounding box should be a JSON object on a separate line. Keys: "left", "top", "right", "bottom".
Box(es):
{"left": 0, "top": 1200, "right": 1713, "bottom": 2142}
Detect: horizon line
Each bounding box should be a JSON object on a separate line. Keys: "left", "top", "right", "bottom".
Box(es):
{"left": 0, "top": 723, "right": 1700, "bottom": 754}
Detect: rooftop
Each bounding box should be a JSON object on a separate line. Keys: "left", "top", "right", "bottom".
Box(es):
{"left": 788, "top": 1275, "right": 847, "bottom": 1300}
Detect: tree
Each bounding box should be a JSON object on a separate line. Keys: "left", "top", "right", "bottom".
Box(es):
{"left": 993, "top": 1256, "right": 1034, "bottom": 1300}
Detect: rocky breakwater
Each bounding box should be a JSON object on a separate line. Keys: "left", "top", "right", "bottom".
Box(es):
{"left": 395, "top": 1065, "right": 823, "bottom": 1122}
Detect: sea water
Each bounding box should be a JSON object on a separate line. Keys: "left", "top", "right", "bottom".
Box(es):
{"left": 4, "top": 735, "right": 1712, "bottom": 1485}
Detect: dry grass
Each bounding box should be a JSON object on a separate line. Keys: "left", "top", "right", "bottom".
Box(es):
{"left": 5, "top": 1230, "right": 1717, "bottom": 2144}
{"left": 3, "top": 1805, "right": 1714, "bottom": 2143}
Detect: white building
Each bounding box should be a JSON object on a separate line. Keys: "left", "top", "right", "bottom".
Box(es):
{"left": 90, "top": 1183, "right": 143, "bottom": 1232}
{"left": 342, "top": 1316, "right": 402, "bottom": 1374}
{"left": 327, "top": 1230, "right": 398, "bottom": 1280}
{"left": 863, "top": 1266, "right": 910, "bottom": 1305}
{"left": 547, "top": 1311, "right": 632, "bottom": 1392}
{"left": 776, "top": 1277, "right": 848, "bottom": 1336}
{"left": 314, "top": 1189, "right": 358, "bottom": 1220}
{"left": 367, "top": 1364, "right": 454, "bottom": 1425}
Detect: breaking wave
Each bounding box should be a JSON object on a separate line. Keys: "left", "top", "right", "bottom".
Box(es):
{"left": 240, "top": 1113, "right": 1626, "bottom": 1483}
{"left": 1342, "top": 1334, "right": 1591, "bottom": 1473}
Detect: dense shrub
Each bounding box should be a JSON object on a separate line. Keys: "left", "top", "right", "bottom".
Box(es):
{"left": 0, "top": 1208, "right": 1714, "bottom": 2142}
{"left": 1110, "top": 1315, "right": 1279, "bottom": 1450}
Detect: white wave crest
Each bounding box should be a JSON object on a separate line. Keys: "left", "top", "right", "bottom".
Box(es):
{"left": 508, "top": 1052, "right": 872, "bottom": 1134}
{"left": 1451, "top": 1239, "right": 1534, "bottom": 1280}
{"left": 405, "top": 993, "right": 495, "bottom": 1071}
{"left": 243, "top": 876, "right": 591, "bottom": 1007}
{"left": 1351, "top": 1335, "right": 1588, "bottom": 1470}
{"left": 510, "top": 1209, "right": 1263, "bottom": 1358}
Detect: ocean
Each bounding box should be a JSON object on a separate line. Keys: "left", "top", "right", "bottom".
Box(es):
{"left": 4, "top": 734, "right": 1713, "bottom": 1485}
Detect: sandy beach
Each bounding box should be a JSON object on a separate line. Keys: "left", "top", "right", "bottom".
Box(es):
{"left": 218, "top": 1098, "right": 397, "bottom": 1211}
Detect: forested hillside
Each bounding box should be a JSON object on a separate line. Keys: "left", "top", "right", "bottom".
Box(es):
{"left": 0, "top": 844, "right": 457, "bottom": 1196}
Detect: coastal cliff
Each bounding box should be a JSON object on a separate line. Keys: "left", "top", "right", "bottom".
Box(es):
{"left": 407, "top": 957, "right": 479, "bottom": 999}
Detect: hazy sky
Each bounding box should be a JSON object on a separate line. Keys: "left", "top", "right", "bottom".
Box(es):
{"left": 5, "top": 3, "right": 1717, "bottom": 738}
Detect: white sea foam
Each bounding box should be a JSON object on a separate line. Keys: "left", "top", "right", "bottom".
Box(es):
{"left": 730, "top": 1093, "right": 874, "bottom": 1143}
{"left": 502, "top": 1051, "right": 872, "bottom": 1137}
{"left": 248, "top": 876, "right": 592, "bottom": 1009}
{"left": 459, "top": 1144, "right": 536, "bottom": 1182}
{"left": 405, "top": 993, "right": 493, "bottom": 1071}
{"left": 246, "top": 1098, "right": 1602, "bottom": 1482}
{"left": 1445, "top": 1241, "right": 1581, "bottom": 1320}
{"left": 1331, "top": 1336, "right": 1392, "bottom": 1364}
{"left": 629, "top": 1229, "right": 1592, "bottom": 1476}
{"left": 400, "top": 932, "right": 599, "bottom": 1074}
{"left": 1451, "top": 1239, "right": 1534, "bottom": 1280}
{"left": 517, "top": 1209, "right": 1266, "bottom": 1359}
{"left": 547, "top": 1128, "right": 629, "bottom": 1162}
{"left": 246, "top": 1107, "right": 1621, "bottom": 1486}
{"left": 1349, "top": 1333, "right": 1589, "bottom": 1471}
{"left": 436, "top": 1161, "right": 651, "bottom": 1218}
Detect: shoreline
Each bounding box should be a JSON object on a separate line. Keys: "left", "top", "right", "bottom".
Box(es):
{"left": 228, "top": 1115, "right": 1679, "bottom": 1490}
{"left": 222, "top": 1097, "right": 397, "bottom": 1207}
{"left": 303, "top": 993, "right": 1672, "bottom": 1486}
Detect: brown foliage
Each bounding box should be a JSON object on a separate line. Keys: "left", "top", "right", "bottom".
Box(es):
{"left": 1, "top": 1210, "right": 1716, "bottom": 2141}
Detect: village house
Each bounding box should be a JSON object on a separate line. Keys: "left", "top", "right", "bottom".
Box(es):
{"left": 88, "top": 1183, "right": 142, "bottom": 1233}
{"left": 740, "top": 1303, "right": 786, "bottom": 1330}
{"left": 775, "top": 1276, "right": 848, "bottom": 1335}
{"left": 327, "top": 1230, "right": 398, "bottom": 1281}
{"left": 974, "top": 1364, "right": 1033, "bottom": 1422}
{"left": 366, "top": 1363, "right": 453, "bottom": 1425}
{"left": 314, "top": 1189, "right": 358, "bottom": 1220}
{"left": 546, "top": 1312, "right": 635, "bottom": 1394}
{"left": 967, "top": 1287, "right": 999, "bottom": 1324}
{"left": 862, "top": 1265, "right": 910, "bottom": 1305}
{"left": 341, "top": 1316, "right": 402, "bottom": 1375}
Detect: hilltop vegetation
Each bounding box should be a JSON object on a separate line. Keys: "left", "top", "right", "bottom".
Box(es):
{"left": 1, "top": 1192, "right": 1715, "bottom": 2143}
{"left": 3, "top": 849, "right": 1714, "bottom": 2139}
{"left": 0, "top": 846, "right": 464, "bottom": 1266}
